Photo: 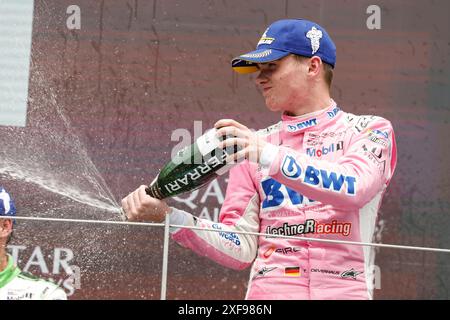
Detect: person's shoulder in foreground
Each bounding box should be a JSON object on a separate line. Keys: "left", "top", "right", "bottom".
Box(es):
{"left": 0, "top": 255, "right": 67, "bottom": 300}
{"left": 0, "top": 186, "right": 67, "bottom": 300}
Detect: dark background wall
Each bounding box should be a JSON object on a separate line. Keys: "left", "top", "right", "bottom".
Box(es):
{"left": 1, "top": 0, "right": 449, "bottom": 299}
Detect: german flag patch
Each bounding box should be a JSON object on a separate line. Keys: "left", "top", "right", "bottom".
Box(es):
{"left": 284, "top": 267, "right": 301, "bottom": 277}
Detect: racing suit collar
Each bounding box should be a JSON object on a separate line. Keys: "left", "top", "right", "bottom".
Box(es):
{"left": 281, "top": 99, "right": 340, "bottom": 135}
{"left": 0, "top": 254, "right": 20, "bottom": 288}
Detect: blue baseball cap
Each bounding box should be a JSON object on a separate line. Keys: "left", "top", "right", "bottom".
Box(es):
{"left": 232, "top": 19, "right": 336, "bottom": 74}
{"left": 0, "top": 187, "right": 16, "bottom": 218}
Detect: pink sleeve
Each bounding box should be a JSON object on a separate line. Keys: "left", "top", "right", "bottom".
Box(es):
{"left": 267, "top": 118, "right": 397, "bottom": 209}
{"left": 219, "top": 160, "right": 259, "bottom": 225}
{"left": 171, "top": 160, "right": 260, "bottom": 270}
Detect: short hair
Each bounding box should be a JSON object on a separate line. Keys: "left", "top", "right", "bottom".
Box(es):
{"left": 293, "top": 54, "right": 333, "bottom": 88}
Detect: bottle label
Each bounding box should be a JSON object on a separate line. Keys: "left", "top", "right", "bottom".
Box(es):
{"left": 149, "top": 127, "right": 240, "bottom": 199}
{"left": 162, "top": 153, "right": 224, "bottom": 194}
{"left": 196, "top": 128, "right": 241, "bottom": 176}
{"left": 196, "top": 128, "right": 221, "bottom": 156}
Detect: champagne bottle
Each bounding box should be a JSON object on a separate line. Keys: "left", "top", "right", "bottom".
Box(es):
{"left": 145, "top": 128, "right": 238, "bottom": 199}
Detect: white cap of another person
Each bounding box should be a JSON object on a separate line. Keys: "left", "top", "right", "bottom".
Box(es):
{"left": 0, "top": 186, "right": 16, "bottom": 217}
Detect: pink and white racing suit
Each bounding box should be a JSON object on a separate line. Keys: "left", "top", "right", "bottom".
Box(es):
{"left": 170, "top": 100, "right": 397, "bottom": 299}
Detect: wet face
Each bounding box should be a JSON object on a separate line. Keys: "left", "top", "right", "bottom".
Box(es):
{"left": 0, "top": 219, "right": 12, "bottom": 270}
{"left": 0, "top": 219, "right": 12, "bottom": 247}
{"left": 255, "top": 55, "right": 309, "bottom": 113}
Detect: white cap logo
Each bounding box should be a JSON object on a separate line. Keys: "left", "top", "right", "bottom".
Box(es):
{"left": 306, "top": 26, "right": 323, "bottom": 54}
{"left": 0, "top": 189, "right": 11, "bottom": 214}
{"left": 258, "top": 27, "right": 275, "bottom": 46}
